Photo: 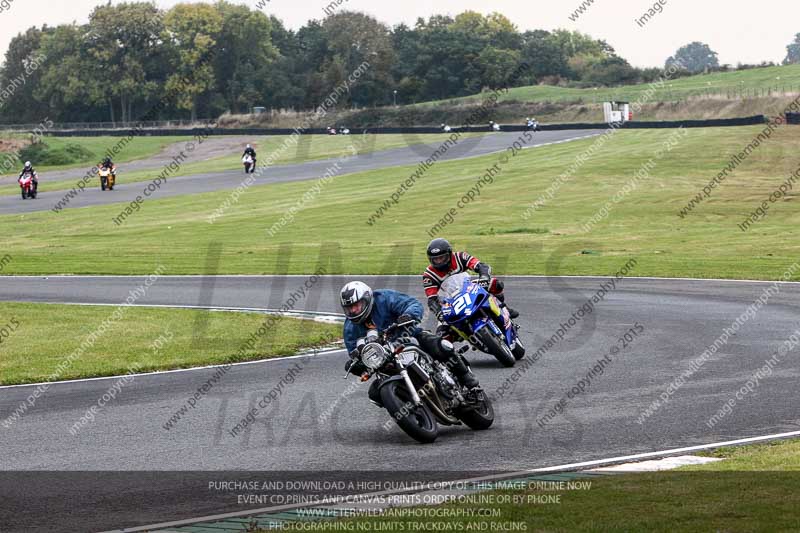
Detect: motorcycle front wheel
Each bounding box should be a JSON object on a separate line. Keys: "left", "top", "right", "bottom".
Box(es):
{"left": 475, "top": 328, "right": 516, "bottom": 367}
{"left": 21, "top": 189, "right": 26, "bottom": 200}
{"left": 380, "top": 380, "right": 439, "bottom": 444}
{"left": 512, "top": 333, "right": 526, "bottom": 360}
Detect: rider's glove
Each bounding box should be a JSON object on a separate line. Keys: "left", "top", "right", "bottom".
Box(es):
{"left": 477, "top": 277, "right": 491, "bottom": 289}
{"left": 345, "top": 357, "right": 366, "bottom": 376}
{"left": 397, "top": 314, "right": 418, "bottom": 327}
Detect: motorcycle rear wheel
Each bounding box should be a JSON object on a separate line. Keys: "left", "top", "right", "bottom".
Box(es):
{"left": 380, "top": 380, "right": 439, "bottom": 444}
{"left": 475, "top": 328, "right": 516, "bottom": 367}
{"left": 457, "top": 392, "right": 495, "bottom": 430}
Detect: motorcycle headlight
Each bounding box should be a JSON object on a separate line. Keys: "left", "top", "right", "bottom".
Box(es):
{"left": 360, "top": 343, "right": 388, "bottom": 371}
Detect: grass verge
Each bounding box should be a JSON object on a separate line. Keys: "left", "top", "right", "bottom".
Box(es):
{"left": 0, "top": 135, "right": 190, "bottom": 174}
{"left": 0, "top": 302, "right": 341, "bottom": 385}
{"left": 1, "top": 126, "right": 798, "bottom": 279}
{"left": 282, "top": 440, "right": 800, "bottom": 532}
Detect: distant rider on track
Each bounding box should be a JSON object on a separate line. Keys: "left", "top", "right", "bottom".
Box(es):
{"left": 18, "top": 161, "right": 38, "bottom": 194}
{"left": 100, "top": 157, "right": 116, "bottom": 177}
{"left": 242, "top": 144, "right": 256, "bottom": 173}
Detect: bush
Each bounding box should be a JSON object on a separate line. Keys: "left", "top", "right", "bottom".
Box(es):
{"left": 19, "top": 142, "right": 95, "bottom": 166}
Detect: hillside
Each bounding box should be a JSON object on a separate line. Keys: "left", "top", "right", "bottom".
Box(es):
{"left": 423, "top": 64, "right": 800, "bottom": 106}
{"left": 221, "top": 65, "right": 800, "bottom": 128}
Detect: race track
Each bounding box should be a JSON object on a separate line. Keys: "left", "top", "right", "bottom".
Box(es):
{"left": 1, "top": 130, "right": 798, "bottom": 531}
{"left": 0, "top": 275, "right": 798, "bottom": 531}
{"left": 0, "top": 130, "right": 601, "bottom": 214}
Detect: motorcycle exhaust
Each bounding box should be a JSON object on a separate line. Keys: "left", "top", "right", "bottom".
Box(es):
{"left": 418, "top": 385, "right": 460, "bottom": 425}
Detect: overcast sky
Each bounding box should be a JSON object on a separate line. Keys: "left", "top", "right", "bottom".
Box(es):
{"left": 1, "top": 0, "right": 798, "bottom": 67}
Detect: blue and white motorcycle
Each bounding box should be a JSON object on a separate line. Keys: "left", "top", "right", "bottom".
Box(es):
{"left": 438, "top": 272, "right": 525, "bottom": 367}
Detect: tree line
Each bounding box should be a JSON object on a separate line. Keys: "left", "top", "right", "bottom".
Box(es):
{"left": 1, "top": 2, "right": 798, "bottom": 125}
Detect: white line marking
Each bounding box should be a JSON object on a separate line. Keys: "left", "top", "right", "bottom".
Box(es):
{"left": 15, "top": 301, "right": 345, "bottom": 319}
{"left": 103, "top": 430, "right": 800, "bottom": 533}
{"left": 0, "top": 348, "right": 347, "bottom": 391}
{"left": 529, "top": 430, "right": 800, "bottom": 472}
{"left": 1, "top": 274, "right": 797, "bottom": 284}
{"left": 484, "top": 133, "right": 602, "bottom": 157}
{"left": 590, "top": 455, "right": 722, "bottom": 472}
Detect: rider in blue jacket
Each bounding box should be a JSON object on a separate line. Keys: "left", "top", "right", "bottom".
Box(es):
{"left": 340, "top": 281, "right": 479, "bottom": 393}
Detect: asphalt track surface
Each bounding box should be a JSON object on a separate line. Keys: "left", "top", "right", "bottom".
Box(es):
{"left": 1, "top": 275, "right": 799, "bottom": 531}
{"left": 0, "top": 130, "right": 601, "bottom": 214}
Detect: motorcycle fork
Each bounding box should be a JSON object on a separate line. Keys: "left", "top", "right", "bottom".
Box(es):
{"left": 487, "top": 297, "right": 510, "bottom": 331}
{"left": 399, "top": 369, "right": 422, "bottom": 405}
{"left": 453, "top": 327, "right": 472, "bottom": 344}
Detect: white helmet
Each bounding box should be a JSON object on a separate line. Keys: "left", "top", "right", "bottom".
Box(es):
{"left": 24, "top": 161, "right": 31, "bottom": 168}
{"left": 246, "top": 144, "right": 251, "bottom": 149}
{"left": 340, "top": 281, "right": 374, "bottom": 324}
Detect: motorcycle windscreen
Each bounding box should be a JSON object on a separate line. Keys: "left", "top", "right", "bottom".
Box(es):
{"left": 438, "top": 272, "right": 472, "bottom": 301}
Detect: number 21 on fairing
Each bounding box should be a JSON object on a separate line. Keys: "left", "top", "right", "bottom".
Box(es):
{"left": 453, "top": 293, "right": 472, "bottom": 314}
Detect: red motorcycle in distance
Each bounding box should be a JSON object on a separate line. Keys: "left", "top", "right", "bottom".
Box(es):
{"left": 19, "top": 172, "right": 37, "bottom": 200}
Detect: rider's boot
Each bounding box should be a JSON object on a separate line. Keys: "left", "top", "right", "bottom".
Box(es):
{"left": 495, "top": 293, "right": 519, "bottom": 319}
{"left": 448, "top": 355, "right": 479, "bottom": 389}
{"left": 436, "top": 323, "right": 455, "bottom": 342}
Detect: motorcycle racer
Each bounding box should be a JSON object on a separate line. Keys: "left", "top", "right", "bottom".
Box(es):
{"left": 100, "top": 157, "right": 116, "bottom": 177}
{"left": 423, "top": 238, "right": 519, "bottom": 320}
{"left": 18, "top": 161, "right": 38, "bottom": 193}
{"left": 340, "top": 281, "right": 479, "bottom": 396}
{"left": 242, "top": 144, "right": 256, "bottom": 173}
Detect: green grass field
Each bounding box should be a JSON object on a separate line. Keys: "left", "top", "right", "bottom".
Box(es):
{"left": 301, "top": 439, "right": 800, "bottom": 533}
{"left": 0, "top": 302, "right": 341, "bottom": 385}
{"left": 0, "top": 135, "right": 191, "bottom": 174}
{"left": 2, "top": 125, "right": 798, "bottom": 280}
{"left": 422, "top": 64, "right": 800, "bottom": 106}
{"left": 0, "top": 133, "right": 483, "bottom": 196}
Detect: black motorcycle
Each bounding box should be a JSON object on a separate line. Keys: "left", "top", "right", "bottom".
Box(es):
{"left": 346, "top": 321, "right": 494, "bottom": 444}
